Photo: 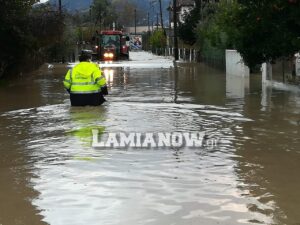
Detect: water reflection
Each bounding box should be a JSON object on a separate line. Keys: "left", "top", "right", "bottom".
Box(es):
{"left": 0, "top": 53, "right": 299, "bottom": 224}
{"left": 233, "top": 80, "right": 300, "bottom": 225}
{"left": 103, "top": 69, "right": 115, "bottom": 85}
{"left": 226, "top": 74, "right": 249, "bottom": 99}
{"left": 67, "top": 107, "right": 107, "bottom": 147}
{"left": 0, "top": 109, "right": 48, "bottom": 225}
{"left": 261, "top": 83, "right": 273, "bottom": 112}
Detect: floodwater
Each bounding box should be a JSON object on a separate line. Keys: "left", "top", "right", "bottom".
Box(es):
{"left": 0, "top": 52, "right": 299, "bottom": 225}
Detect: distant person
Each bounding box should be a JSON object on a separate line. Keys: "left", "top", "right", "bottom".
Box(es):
{"left": 134, "top": 37, "right": 142, "bottom": 46}
{"left": 63, "top": 51, "right": 108, "bottom": 106}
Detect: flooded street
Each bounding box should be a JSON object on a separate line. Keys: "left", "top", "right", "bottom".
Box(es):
{"left": 0, "top": 51, "right": 299, "bottom": 225}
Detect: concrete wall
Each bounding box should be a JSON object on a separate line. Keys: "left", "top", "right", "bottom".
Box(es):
{"left": 262, "top": 62, "right": 272, "bottom": 84}
{"left": 296, "top": 57, "right": 300, "bottom": 76}
{"left": 226, "top": 74, "right": 249, "bottom": 99}
{"left": 226, "top": 50, "right": 250, "bottom": 77}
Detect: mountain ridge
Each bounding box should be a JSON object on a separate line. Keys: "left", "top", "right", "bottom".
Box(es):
{"left": 49, "top": 0, "right": 170, "bottom": 14}
{"left": 49, "top": 0, "right": 93, "bottom": 11}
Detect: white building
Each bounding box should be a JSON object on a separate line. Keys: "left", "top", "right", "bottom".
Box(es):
{"left": 124, "top": 26, "right": 150, "bottom": 34}
{"left": 177, "top": 0, "right": 195, "bottom": 23}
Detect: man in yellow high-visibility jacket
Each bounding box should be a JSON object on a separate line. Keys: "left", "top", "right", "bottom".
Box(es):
{"left": 63, "top": 51, "right": 108, "bottom": 106}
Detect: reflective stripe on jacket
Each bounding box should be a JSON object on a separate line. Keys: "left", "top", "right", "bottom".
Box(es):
{"left": 63, "top": 62, "right": 107, "bottom": 94}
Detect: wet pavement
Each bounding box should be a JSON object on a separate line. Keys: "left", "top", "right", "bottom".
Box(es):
{"left": 0, "top": 51, "right": 299, "bottom": 225}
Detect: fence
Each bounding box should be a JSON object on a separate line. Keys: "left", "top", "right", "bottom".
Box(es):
{"left": 151, "top": 47, "right": 199, "bottom": 62}
{"left": 150, "top": 47, "right": 226, "bottom": 71}
{"left": 200, "top": 46, "right": 226, "bottom": 70}
{"left": 263, "top": 58, "right": 300, "bottom": 85}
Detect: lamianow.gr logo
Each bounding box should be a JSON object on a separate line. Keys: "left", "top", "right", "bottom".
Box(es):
{"left": 92, "top": 130, "right": 219, "bottom": 149}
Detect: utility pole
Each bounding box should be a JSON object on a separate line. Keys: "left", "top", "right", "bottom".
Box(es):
{"left": 173, "top": 0, "right": 179, "bottom": 60}
{"left": 152, "top": 20, "right": 154, "bottom": 32}
{"left": 149, "top": 1, "right": 155, "bottom": 32}
{"left": 158, "top": 0, "right": 164, "bottom": 32}
{"left": 89, "top": 6, "right": 92, "bottom": 24}
{"left": 148, "top": 12, "right": 150, "bottom": 33}
{"left": 156, "top": 13, "right": 159, "bottom": 30}
{"left": 58, "top": 0, "right": 62, "bottom": 15}
{"left": 134, "top": 9, "right": 137, "bottom": 35}
{"left": 168, "top": 2, "right": 172, "bottom": 30}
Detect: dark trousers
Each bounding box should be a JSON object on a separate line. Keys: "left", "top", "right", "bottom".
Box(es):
{"left": 70, "top": 93, "right": 106, "bottom": 106}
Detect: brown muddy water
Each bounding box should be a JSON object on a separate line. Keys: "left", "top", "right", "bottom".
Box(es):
{"left": 0, "top": 52, "right": 299, "bottom": 225}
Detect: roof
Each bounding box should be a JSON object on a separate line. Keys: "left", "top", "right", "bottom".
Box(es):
{"left": 100, "top": 30, "right": 123, "bottom": 35}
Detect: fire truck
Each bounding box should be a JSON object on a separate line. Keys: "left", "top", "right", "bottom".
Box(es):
{"left": 92, "top": 30, "right": 130, "bottom": 61}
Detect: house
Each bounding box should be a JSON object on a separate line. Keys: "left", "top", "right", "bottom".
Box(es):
{"left": 169, "top": 0, "right": 223, "bottom": 27}
{"left": 177, "top": 0, "right": 195, "bottom": 23}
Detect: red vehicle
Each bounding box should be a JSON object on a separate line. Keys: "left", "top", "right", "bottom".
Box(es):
{"left": 93, "top": 30, "right": 130, "bottom": 61}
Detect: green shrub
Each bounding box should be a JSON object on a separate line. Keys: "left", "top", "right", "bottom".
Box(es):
{"left": 150, "top": 30, "right": 167, "bottom": 49}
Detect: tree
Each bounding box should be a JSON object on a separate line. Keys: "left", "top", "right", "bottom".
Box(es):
{"left": 115, "top": 0, "right": 135, "bottom": 27}
{"left": 0, "top": 1, "right": 67, "bottom": 77}
{"left": 91, "top": 0, "right": 116, "bottom": 29}
{"left": 178, "top": 0, "right": 217, "bottom": 45}
{"left": 29, "top": 3, "right": 64, "bottom": 47}
{"left": 0, "top": 0, "right": 38, "bottom": 77}
{"left": 150, "top": 29, "right": 167, "bottom": 49}
{"left": 218, "top": 0, "right": 300, "bottom": 68}
{"left": 178, "top": 6, "right": 200, "bottom": 45}
{"left": 112, "top": 0, "right": 147, "bottom": 27}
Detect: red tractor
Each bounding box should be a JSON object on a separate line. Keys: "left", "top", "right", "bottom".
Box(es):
{"left": 93, "top": 30, "right": 130, "bottom": 61}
